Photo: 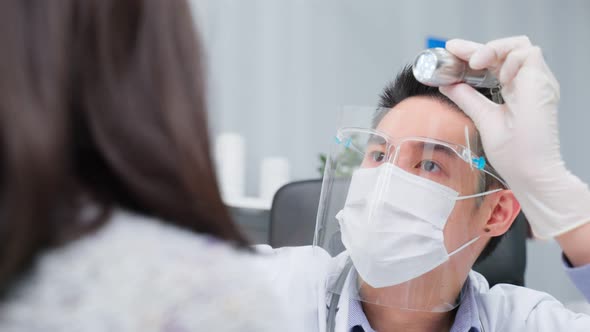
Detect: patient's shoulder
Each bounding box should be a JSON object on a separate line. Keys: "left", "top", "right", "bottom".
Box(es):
{"left": 0, "top": 210, "right": 286, "bottom": 331}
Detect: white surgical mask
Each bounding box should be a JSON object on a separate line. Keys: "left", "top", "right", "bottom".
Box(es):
{"left": 337, "top": 163, "right": 497, "bottom": 288}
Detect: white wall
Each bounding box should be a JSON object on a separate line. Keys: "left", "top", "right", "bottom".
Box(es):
{"left": 191, "top": 0, "right": 590, "bottom": 304}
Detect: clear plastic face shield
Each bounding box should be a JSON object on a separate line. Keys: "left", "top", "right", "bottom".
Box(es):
{"left": 314, "top": 106, "right": 508, "bottom": 312}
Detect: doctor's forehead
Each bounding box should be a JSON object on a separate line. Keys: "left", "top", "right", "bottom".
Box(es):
{"left": 375, "top": 96, "right": 475, "bottom": 146}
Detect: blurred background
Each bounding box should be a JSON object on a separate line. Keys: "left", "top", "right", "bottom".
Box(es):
{"left": 189, "top": 0, "right": 590, "bottom": 307}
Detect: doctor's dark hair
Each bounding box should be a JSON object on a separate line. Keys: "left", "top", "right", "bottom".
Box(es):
{"left": 0, "top": 0, "right": 248, "bottom": 294}
{"left": 374, "top": 65, "right": 512, "bottom": 264}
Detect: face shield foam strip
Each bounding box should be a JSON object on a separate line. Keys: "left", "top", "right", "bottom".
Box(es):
{"left": 463, "top": 126, "right": 486, "bottom": 171}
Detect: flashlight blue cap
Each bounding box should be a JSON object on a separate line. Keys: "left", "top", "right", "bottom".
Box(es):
{"left": 426, "top": 37, "right": 447, "bottom": 49}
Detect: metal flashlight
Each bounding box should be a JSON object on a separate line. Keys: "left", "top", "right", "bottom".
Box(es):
{"left": 412, "top": 48, "right": 499, "bottom": 88}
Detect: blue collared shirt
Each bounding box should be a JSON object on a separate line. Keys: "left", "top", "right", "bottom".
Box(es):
{"left": 348, "top": 277, "right": 481, "bottom": 332}
{"left": 348, "top": 255, "right": 590, "bottom": 332}
{"left": 563, "top": 254, "right": 590, "bottom": 302}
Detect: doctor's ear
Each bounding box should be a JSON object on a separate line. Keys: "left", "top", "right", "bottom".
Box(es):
{"left": 482, "top": 190, "right": 521, "bottom": 237}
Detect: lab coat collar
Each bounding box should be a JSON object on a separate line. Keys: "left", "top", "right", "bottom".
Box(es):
{"left": 325, "top": 252, "right": 482, "bottom": 332}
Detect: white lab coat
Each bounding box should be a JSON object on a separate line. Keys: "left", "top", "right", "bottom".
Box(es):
{"left": 257, "top": 245, "right": 590, "bottom": 332}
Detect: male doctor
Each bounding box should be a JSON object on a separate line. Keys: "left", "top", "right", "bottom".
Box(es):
{"left": 260, "top": 36, "right": 590, "bottom": 331}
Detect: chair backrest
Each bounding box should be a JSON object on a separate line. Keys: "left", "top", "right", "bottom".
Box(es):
{"left": 269, "top": 179, "right": 527, "bottom": 287}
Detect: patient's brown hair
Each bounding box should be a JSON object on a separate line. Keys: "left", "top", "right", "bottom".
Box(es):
{"left": 0, "top": 0, "right": 247, "bottom": 294}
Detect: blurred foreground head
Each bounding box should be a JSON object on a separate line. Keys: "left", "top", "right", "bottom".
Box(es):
{"left": 0, "top": 0, "right": 247, "bottom": 292}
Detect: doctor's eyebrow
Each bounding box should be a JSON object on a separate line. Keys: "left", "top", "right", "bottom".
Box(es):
{"left": 418, "top": 142, "right": 456, "bottom": 157}
{"left": 367, "top": 134, "right": 387, "bottom": 145}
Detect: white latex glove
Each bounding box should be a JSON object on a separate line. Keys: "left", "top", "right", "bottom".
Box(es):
{"left": 439, "top": 36, "right": 590, "bottom": 239}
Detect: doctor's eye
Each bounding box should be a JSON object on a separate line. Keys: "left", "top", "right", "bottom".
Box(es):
{"left": 370, "top": 151, "right": 385, "bottom": 163}
{"left": 419, "top": 160, "right": 441, "bottom": 173}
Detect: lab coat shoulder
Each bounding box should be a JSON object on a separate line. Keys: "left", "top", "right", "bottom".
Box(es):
{"left": 255, "top": 244, "right": 335, "bottom": 282}
{"left": 255, "top": 245, "right": 337, "bottom": 332}
{"left": 469, "top": 271, "right": 590, "bottom": 331}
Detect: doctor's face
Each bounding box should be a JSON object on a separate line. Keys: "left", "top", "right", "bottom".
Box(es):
{"left": 373, "top": 96, "right": 493, "bottom": 262}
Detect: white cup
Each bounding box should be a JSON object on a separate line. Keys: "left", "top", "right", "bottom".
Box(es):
{"left": 215, "top": 132, "right": 245, "bottom": 200}
{"left": 259, "top": 157, "right": 291, "bottom": 201}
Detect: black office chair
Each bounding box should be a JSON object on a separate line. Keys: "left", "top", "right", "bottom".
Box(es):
{"left": 269, "top": 179, "right": 527, "bottom": 287}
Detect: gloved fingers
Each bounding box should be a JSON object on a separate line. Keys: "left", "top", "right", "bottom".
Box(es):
{"left": 497, "top": 47, "right": 534, "bottom": 85}
{"left": 445, "top": 39, "right": 483, "bottom": 62}
{"left": 524, "top": 47, "right": 561, "bottom": 90}
{"left": 499, "top": 46, "right": 560, "bottom": 101}
{"left": 439, "top": 83, "right": 501, "bottom": 130}
{"left": 469, "top": 35, "right": 533, "bottom": 71}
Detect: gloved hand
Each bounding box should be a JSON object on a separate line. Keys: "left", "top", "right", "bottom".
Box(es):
{"left": 439, "top": 36, "right": 590, "bottom": 239}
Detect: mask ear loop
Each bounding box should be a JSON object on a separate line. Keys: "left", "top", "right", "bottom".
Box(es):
{"left": 455, "top": 188, "right": 502, "bottom": 201}
{"left": 448, "top": 235, "right": 481, "bottom": 257}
